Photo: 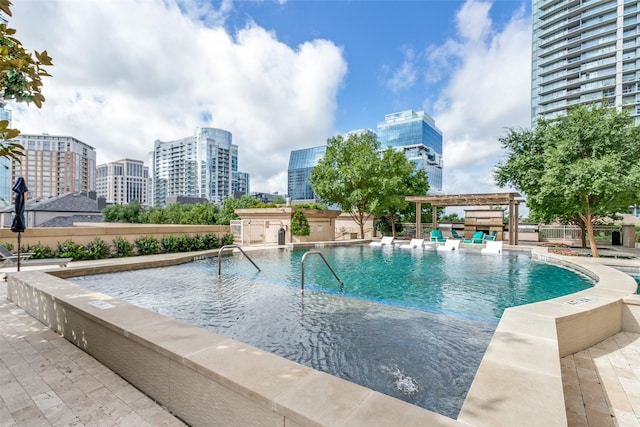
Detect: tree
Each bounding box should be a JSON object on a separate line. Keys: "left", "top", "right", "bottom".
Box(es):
{"left": 0, "top": 0, "right": 53, "bottom": 161}
{"left": 494, "top": 103, "right": 640, "bottom": 257}
{"left": 218, "top": 195, "right": 260, "bottom": 225}
{"left": 290, "top": 210, "right": 310, "bottom": 236}
{"left": 310, "top": 133, "right": 381, "bottom": 238}
{"left": 373, "top": 147, "right": 429, "bottom": 237}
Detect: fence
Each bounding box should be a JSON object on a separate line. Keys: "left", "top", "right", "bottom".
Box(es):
{"left": 539, "top": 225, "right": 620, "bottom": 243}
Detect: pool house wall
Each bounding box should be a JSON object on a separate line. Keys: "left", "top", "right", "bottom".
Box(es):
{"left": 5, "top": 247, "right": 639, "bottom": 426}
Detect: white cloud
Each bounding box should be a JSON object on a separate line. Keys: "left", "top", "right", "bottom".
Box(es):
{"left": 8, "top": 0, "right": 347, "bottom": 194}
{"left": 386, "top": 48, "right": 417, "bottom": 93}
{"left": 426, "top": 0, "right": 531, "bottom": 195}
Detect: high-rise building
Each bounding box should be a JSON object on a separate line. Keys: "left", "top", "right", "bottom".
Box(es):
{"left": 233, "top": 171, "right": 250, "bottom": 198}
{"left": 531, "top": 0, "right": 639, "bottom": 123}
{"left": 96, "top": 159, "right": 148, "bottom": 205}
{"left": 376, "top": 110, "right": 443, "bottom": 193}
{"left": 11, "top": 134, "right": 96, "bottom": 201}
{"left": 149, "top": 127, "right": 248, "bottom": 207}
{"left": 287, "top": 145, "right": 327, "bottom": 202}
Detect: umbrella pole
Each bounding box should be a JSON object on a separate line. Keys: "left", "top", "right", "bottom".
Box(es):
{"left": 17, "top": 232, "right": 21, "bottom": 272}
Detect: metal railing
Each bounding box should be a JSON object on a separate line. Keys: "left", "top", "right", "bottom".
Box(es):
{"left": 539, "top": 225, "right": 620, "bottom": 242}
{"left": 300, "top": 251, "right": 343, "bottom": 293}
{"left": 217, "top": 245, "right": 260, "bottom": 277}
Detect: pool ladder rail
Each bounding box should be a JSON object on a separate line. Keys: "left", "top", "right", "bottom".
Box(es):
{"left": 217, "top": 245, "right": 260, "bottom": 277}
{"left": 301, "top": 250, "right": 343, "bottom": 293}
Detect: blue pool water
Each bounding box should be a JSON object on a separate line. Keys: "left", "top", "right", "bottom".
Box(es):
{"left": 70, "top": 246, "right": 593, "bottom": 418}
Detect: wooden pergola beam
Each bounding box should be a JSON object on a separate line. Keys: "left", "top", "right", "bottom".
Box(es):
{"left": 406, "top": 192, "right": 523, "bottom": 245}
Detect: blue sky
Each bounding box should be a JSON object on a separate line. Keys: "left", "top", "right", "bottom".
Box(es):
{"left": 10, "top": 0, "right": 532, "bottom": 199}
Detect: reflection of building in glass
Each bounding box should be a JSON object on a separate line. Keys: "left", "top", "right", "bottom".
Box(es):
{"left": 532, "top": 0, "right": 639, "bottom": 124}
{"left": 376, "top": 110, "right": 443, "bottom": 193}
{"left": 96, "top": 159, "right": 148, "bottom": 205}
{"left": 149, "top": 127, "right": 248, "bottom": 207}
{"left": 11, "top": 134, "right": 96, "bottom": 201}
{"left": 287, "top": 145, "right": 326, "bottom": 202}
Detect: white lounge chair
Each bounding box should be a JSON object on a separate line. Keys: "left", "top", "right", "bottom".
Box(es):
{"left": 436, "top": 239, "right": 460, "bottom": 251}
{"left": 399, "top": 238, "right": 424, "bottom": 249}
{"left": 0, "top": 246, "right": 72, "bottom": 269}
{"left": 370, "top": 236, "right": 395, "bottom": 247}
{"left": 481, "top": 240, "right": 503, "bottom": 254}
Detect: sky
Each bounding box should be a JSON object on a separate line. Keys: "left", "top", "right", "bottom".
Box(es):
{"left": 9, "top": 0, "right": 532, "bottom": 198}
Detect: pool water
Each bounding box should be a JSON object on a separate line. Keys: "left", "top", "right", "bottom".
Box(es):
{"left": 69, "top": 246, "right": 593, "bottom": 418}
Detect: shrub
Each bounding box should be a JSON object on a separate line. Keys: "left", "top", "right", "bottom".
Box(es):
{"left": 135, "top": 236, "right": 161, "bottom": 255}
{"left": 26, "top": 242, "right": 54, "bottom": 259}
{"left": 291, "top": 210, "right": 310, "bottom": 236}
{"left": 190, "top": 234, "right": 207, "bottom": 251}
{"left": 112, "top": 236, "right": 134, "bottom": 258}
{"left": 1, "top": 241, "right": 14, "bottom": 252}
{"left": 221, "top": 233, "right": 234, "bottom": 246}
{"left": 161, "top": 234, "right": 195, "bottom": 253}
{"left": 201, "top": 233, "right": 220, "bottom": 250}
{"left": 85, "top": 237, "right": 111, "bottom": 260}
{"left": 57, "top": 239, "right": 87, "bottom": 260}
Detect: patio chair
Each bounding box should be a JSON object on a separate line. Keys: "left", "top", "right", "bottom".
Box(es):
{"left": 450, "top": 229, "right": 464, "bottom": 239}
{"left": 399, "top": 238, "right": 424, "bottom": 249}
{"left": 430, "top": 230, "right": 447, "bottom": 243}
{"left": 483, "top": 230, "right": 498, "bottom": 242}
{"left": 463, "top": 231, "right": 485, "bottom": 244}
{"left": 481, "top": 240, "right": 503, "bottom": 254}
{"left": 370, "top": 236, "right": 395, "bottom": 247}
{"left": 437, "top": 239, "right": 460, "bottom": 251}
{"left": 0, "top": 246, "right": 72, "bottom": 269}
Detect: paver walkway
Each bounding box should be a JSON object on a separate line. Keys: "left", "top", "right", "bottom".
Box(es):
{"left": 0, "top": 281, "right": 187, "bottom": 427}
{"left": 563, "top": 332, "right": 640, "bottom": 426}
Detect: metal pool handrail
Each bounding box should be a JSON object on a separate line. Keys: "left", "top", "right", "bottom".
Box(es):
{"left": 301, "top": 250, "right": 343, "bottom": 293}
{"left": 217, "top": 245, "right": 260, "bottom": 277}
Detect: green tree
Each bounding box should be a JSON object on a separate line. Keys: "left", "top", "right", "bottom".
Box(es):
{"left": 218, "top": 195, "right": 260, "bottom": 225}
{"left": 290, "top": 210, "right": 310, "bottom": 236}
{"left": 494, "top": 103, "right": 640, "bottom": 257}
{"left": 102, "top": 201, "right": 147, "bottom": 223}
{"left": 0, "top": 0, "right": 53, "bottom": 161}
{"left": 374, "top": 148, "right": 429, "bottom": 237}
{"left": 311, "top": 133, "right": 382, "bottom": 238}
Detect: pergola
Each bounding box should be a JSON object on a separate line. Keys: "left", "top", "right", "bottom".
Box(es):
{"left": 405, "top": 192, "right": 523, "bottom": 245}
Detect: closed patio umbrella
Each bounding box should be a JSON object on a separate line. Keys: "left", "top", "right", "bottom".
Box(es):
{"left": 10, "top": 177, "right": 28, "bottom": 271}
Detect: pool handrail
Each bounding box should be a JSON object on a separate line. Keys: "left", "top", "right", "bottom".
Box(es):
{"left": 217, "top": 245, "right": 260, "bottom": 277}
{"left": 300, "top": 250, "right": 343, "bottom": 293}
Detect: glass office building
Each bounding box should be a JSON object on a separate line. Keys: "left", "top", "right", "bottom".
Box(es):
{"left": 149, "top": 127, "right": 248, "bottom": 207}
{"left": 10, "top": 134, "right": 96, "bottom": 201}
{"left": 287, "top": 145, "right": 327, "bottom": 201}
{"left": 532, "top": 0, "right": 640, "bottom": 124}
{"left": 376, "top": 110, "right": 443, "bottom": 192}
{"left": 96, "top": 159, "right": 149, "bottom": 205}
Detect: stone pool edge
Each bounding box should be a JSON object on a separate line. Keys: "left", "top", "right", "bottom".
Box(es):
{"left": 5, "top": 246, "right": 640, "bottom": 426}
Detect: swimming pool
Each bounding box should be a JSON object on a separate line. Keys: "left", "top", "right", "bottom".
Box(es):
{"left": 69, "top": 245, "right": 593, "bottom": 418}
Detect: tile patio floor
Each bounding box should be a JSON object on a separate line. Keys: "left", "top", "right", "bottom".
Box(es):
{"left": 563, "top": 332, "right": 640, "bottom": 426}
{"left": 0, "top": 281, "right": 186, "bottom": 427}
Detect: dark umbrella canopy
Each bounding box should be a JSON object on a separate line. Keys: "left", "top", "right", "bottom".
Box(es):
{"left": 11, "top": 177, "right": 28, "bottom": 233}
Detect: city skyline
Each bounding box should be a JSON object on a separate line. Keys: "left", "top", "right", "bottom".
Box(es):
{"left": 8, "top": 0, "right": 532, "bottom": 196}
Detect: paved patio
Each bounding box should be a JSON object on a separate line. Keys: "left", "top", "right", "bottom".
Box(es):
{"left": 0, "top": 280, "right": 186, "bottom": 426}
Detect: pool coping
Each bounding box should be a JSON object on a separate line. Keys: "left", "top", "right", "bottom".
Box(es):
{"left": 5, "top": 245, "right": 640, "bottom": 426}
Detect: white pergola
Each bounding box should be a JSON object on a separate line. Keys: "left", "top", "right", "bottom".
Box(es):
{"left": 405, "top": 192, "right": 523, "bottom": 245}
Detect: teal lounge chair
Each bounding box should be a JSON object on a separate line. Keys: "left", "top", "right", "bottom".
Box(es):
{"left": 483, "top": 230, "right": 497, "bottom": 241}
{"left": 451, "top": 229, "right": 464, "bottom": 239}
{"left": 430, "top": 230, "right": 447, "bottom": 243}
{"left": 463, "top": 231, "right": 485, "bottom": 244}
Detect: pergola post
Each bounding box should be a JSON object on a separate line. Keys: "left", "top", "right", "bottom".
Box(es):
{"left": 431, "top": 205, "right": 438, "bottom": 234}
{"left": 415, "top": 202, "right": 421, "bottom": 239}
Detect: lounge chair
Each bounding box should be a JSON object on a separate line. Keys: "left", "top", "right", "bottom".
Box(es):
{"left": 430, "top": 230, "right": 447, "bottom": 243}
{"left": 399, "top": 238, "right": 424, "bottom": 249}
{"left": 481, "top": 240, "right": 503, "bottom": 254}
{"left": 0, "top": 246, "right": 72, "bottom": 269}
{"left": 450, "top": 230, "right": 464, "bottom": 239}
{"left": 437, "top": 239, "right": 460, "bottom": 251}
{"left": 370, "top": 236, "right": 395, "bottom": 247}
{"left": 463, "top": 231, "right": 485, "bottom": 244}
{"left": 483, "top": 230, "right": 498, "bottom": 242}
